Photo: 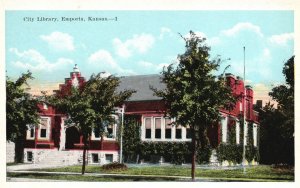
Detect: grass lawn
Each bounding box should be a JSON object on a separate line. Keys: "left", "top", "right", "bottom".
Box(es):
{"left": 6, "top": 162, "right": 23, "bottom": 166}
{"left": 7, "top": 172, "right": 176, "bottom": 181}
{"left": 19, "top": 165, "right": 294, "bottom": 182}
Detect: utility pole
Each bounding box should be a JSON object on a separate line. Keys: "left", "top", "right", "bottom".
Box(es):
{"left": 119, "top": 104, "right": 125, "bottom": 163}
{"left": 242, "top": 46, "right": 247, "bottom": 174}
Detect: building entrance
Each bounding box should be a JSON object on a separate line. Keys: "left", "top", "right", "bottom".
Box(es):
{"left": 65, "top": 126, "right": 80, "bottom": 149}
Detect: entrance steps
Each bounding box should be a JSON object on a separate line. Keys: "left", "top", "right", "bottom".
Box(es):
{"left": 209, "top": 149, "right": 220, "bottom": 166}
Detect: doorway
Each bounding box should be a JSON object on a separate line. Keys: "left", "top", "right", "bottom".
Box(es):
{"left": 65, "top": 126, "right": 80, "bottom": 149}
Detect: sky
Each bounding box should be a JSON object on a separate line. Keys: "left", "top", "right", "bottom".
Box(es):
{"left": 5, "top": 11, "right": 294, "bottom": 104}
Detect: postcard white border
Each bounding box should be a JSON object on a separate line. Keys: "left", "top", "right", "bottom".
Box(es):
{"left": 1, "top": 1, "right": 299, "bottom": 188}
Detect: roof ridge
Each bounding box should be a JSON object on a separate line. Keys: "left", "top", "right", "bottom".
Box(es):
{"left": 121, "top": 74, "right": 160, "bottom": 78}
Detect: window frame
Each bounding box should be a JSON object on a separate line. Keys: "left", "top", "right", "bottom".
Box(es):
{"left": 154, "top": 117, "right": 162, "bottom": 139}
{"left": 144, "top": 117, "right": 152, "bottom": 140}
{"left": 91, "top": 153, "right": 100, "bottom": 163}
{"left": 165, "top": 118, "right": 172, "bottom": 139}
{"left": 106, "top": 124, "right": 114, "bottom": 139}
{"left": 38, "top": 117, "right": 51, "bottom": 140}
{"left": 26, "top": 125, "right": 35, "bottom": 140}
{"left": 105, "top": 154, "right": 113, "bottom": 163}
{"left": 175, "top": 126, "right": 182, "bottom": 139}
{"left": 27, "top": 151, "right": 33, "bottom": 162}
{"left": 186, "top": 126, "right": 191, "bottom": 139}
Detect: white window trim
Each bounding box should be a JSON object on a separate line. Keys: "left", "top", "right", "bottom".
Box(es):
{"left": 105, "top": 154, "right": 114, "bottom": 164}
{"left": 164, "top": 118, "right": 172, "bottom": 140}
{"left": 143, "top": 117, "right": 152, "bottom": 141}
{"left": 185, "top": 125, "right": 192, "bottom": 140}
{"left": 26, "top": 151, "right": 34, "bottom": 162}
{"left": 91, "top": 153, "right": 100, "bottom": 164}
{"left": 91, "top": 127, "right": 101, "bottom": 140}
{"left": 154, "top": 117, "right": 162, "bottom": 140}
{"left": 104, "top": 123, "right": 117, "bottom": 141}
{"left": 38, "top": 117, "right": 51, "bottom": 140}
{"left": 91, "top": 125, "right": 117, "bottom": 141}
{"left": 175, "top": 125, "right": 183, "bottom": 140}
{"left": 26, "top": 125, "right": 35, "bottom": 140}
{"left": 141, "top": 116, "right": 192, "bottom": 142}
{"left": 104, "top": 114, "right": 118, "bottom": 140}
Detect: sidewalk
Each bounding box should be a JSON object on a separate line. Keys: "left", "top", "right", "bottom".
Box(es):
{"left": 6, "top": 177, "right": 67, "bottom": 182}
{"left": 7, "top": 163, "right": 75, "bottom": 172}
{"left": 5, "top": 170, "right": 218, "bottom": 182}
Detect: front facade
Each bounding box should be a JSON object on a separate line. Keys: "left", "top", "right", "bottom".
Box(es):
{"left": 23, "top": 66, "right": 119, "bottom": 165}
{"left": 22, "top": 66, "right": 259, "bottom": 165}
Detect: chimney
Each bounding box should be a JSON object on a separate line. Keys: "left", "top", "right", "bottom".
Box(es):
{"left": 256, "top": 100, "right": 263, "bottom": 109}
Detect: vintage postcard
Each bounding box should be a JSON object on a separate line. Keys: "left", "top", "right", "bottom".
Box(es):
{"left": 1, "top": 0, "right": 298, "bottom": 187}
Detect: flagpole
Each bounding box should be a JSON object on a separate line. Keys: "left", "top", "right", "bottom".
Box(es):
{"left": 242, "top": 46, "right": 247, "bottom": 174}
{"left": 120, "top": 104, "right": 125, "bottom": 163}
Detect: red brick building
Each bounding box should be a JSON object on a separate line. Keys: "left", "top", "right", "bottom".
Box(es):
{"left": 23, "top": 65, "right": 259, "bottom": 165}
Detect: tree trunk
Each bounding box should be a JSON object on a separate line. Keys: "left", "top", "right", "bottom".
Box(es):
{"left": 81, "top": 135, "right": 87, "bottom": 175}
{"left": 191, "top": 135, "right": 196, "bottom": 181}
{"left": 100, "top": 135, "right": 104, "bottom": 150}
{"left": 15, "top": 133, "right": 26, "bottom": 163}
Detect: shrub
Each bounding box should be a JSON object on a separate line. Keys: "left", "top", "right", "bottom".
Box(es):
{"left": 216, "top": 143, "right": 243, "bottom": 164}
{"left": 138, "top": 141, "right": 211, "bottom": 165}
{"left": 101, "top": 162, "right": 128, "bottom": 171}
{"left": 197, "top": 143, "right": 212, "bottom": 164}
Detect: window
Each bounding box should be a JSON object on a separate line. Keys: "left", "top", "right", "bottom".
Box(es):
{"left": 94, "top": 128, "right": 100, "bottom": 138}
{"left": 30, "top": 128, "right": 35, "bottom": 138}
{"left": 155, "top": 118, "right": 161, "bottom": 139}
{"left": 186, "top": 127, "right": 191, "bottom": 139}
{"left": 105, "top": 154, "right": 113, "bottom": 163}
{"left": 145, "top": 118, "right": 151, "bottom": 139}
{"left": 165, "top": 118, "right": 172, "bottom": 139}
{"left": 39, "top": 118, "right": 49, "bottom": 139}
{"left": 176, "top": 127, "right": 182, "bottom": 139}
{"left": 27, "top": 151, "right": 33, "bottom": 162}
{"left": 107, "top": 124, "right": 113, "bottom": 138}
{"left": 27, "top": 125, "right": 35, "bottom": 139}
{"left": 40, "top": 129, "right": 47, "bottom": 138}
{"left": 92, "top": 154, "right": 99, "bottom": 163}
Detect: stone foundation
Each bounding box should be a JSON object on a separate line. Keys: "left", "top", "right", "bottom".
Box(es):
{"left": 23, "top": 148, "right": 119, "bottom": 165}
{"left": 6, "top": 142, "right": 15, "bottom": 163}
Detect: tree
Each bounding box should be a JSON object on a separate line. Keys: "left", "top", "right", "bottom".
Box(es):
{"left": 152, "top": 31, "right": 235, "bottom": 180}
{"left": 48, "top": 73, "right": 135, "bottom": 174}
{"left": 6, "top": 71, "right": 40, "bottom": 163}
{"left": 269, "top": 56, "right": 294, "bottom": 139}
{"left": 259, "top": 56, "right": 294, "bottom": 165}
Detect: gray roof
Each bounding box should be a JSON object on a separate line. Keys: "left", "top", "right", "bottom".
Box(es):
{"left": 118, "top": 74, "right": 165, "bottom": 101}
